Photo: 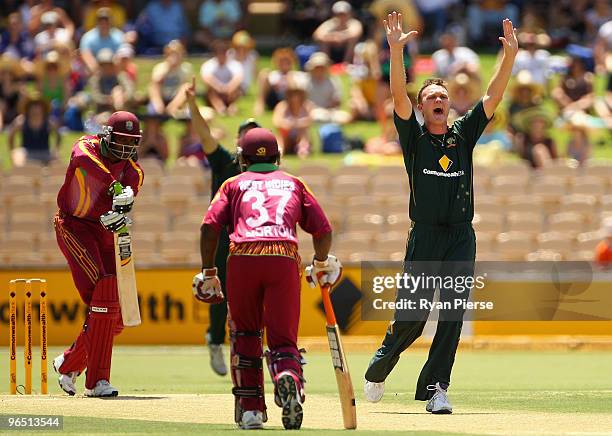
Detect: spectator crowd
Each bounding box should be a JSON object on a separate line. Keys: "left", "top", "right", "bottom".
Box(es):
{"left": 0, "top": 0, "right": 610, "bottom": 168}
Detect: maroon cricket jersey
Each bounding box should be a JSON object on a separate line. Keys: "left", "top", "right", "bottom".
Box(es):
{"left": 57, "top": 135, "right": 144, "bottom": 221}
{"left": 204, "top": 164, "right": 331, "bottom": 246}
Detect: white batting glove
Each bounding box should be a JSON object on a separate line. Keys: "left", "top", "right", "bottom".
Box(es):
{"left": 192, "top": 268, "right": 224, "bottom": 304}
{"left": 100, "top": 210, "right": 127, "bottom": 232}
{"left": 112, "top": 186, "right": 134, "bottom": 213}
{"left": 305, "top": 255, "right": 343, "bottom": 288}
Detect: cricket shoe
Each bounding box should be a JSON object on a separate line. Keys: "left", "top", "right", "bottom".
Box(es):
{"left": 209, "top": 343, "right": 228, "bottom": 376}
{"left": 52, "top": 354, "right": 78, "bottom": 396}
{"left": 364, "top": 380, "right": 385, "bottom": 402}
{"left": 276, "top": 371, "right": 304, "bottom": 430}
{"left": 239, "top": 410, "right": 264, "bottom": 430}
{"left": 84, "top": 380, "right": 119, "bottom": 397}
{"left": 426, "top": 383, "right": 452, "bottom": 414}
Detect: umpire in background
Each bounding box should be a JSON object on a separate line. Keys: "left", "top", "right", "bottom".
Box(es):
{"left": 185, "top": 78, "right": 261, "bottom": 376}
{"left": 364, "top": 13, "right": 518, "bottom": 413}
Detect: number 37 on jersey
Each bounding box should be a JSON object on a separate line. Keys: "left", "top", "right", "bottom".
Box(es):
{"left": 204, "top": 172, "right": 332, "bottom": 245}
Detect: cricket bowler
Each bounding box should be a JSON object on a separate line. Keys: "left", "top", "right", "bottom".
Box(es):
{"left": 185, "top": 78, "right": 261, "bottom": 376}
{"left": 52, "top": 111, "right": 144, "bottom": 397}
{"left": 192, "top": 127, "right": 342, "bottom": 430}
{"left": 364, "top": 13, "right": 518, "bottom": 413}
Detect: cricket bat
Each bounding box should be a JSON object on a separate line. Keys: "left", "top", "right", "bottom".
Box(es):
{"left": 320, "top": 284, "right": 357, "bottom": 429}
{"left": 112, "top": 182, "right": 141, "bottom": 327}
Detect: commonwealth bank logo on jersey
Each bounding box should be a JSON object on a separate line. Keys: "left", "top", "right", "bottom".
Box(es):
{"left": 439, "top": 155, "right": 453, "bottom": 172}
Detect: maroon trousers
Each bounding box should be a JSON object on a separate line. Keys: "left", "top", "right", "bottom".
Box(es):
{"left": 226, "top": 255, "right": 302, "bottom": 412}
{"left": 54, "top": 214, "right": 122, "bottom": 388}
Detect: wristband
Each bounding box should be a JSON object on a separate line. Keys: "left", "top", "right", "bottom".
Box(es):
{"left": 313, "top": 257, "right": 329, "bottom": 267}
{"left": 202, "top": 267, "right": 218, "bottom": 277}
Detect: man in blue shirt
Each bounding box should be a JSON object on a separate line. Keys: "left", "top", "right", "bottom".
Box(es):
{"left": 138, "top": 0, "right": 188, "bottom": 53}
{"left": 80, "top": 8, "right": 124, "bottom": 73}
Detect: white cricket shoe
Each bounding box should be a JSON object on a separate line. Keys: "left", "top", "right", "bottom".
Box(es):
{"left": 364, "top": 380, "right": 385, "bottom": 402}
{"left": 52, "top": 354, "right": 78, "bottom": 396}
{"left": 84, "top": 380, "right": 119, "bottom": 397}
{"left": 239, "top": 410, "right": 264, "bottom": 430}
{"left": 209, "top": 343, "right": 228, "bottom": 376}
{"left": 426, "top": 383, "right": 453, "bottom": 414}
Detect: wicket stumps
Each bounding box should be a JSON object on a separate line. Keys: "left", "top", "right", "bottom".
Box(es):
{"left": 9, "top": 279, "right": 48, "bottom": 395}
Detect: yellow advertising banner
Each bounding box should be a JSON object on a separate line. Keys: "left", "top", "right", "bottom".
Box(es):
{"left": 0, "top": 268, "right": 387, "bottom": 346}
{"left": 1, "top": 267, "right": 610, "bottom": 346}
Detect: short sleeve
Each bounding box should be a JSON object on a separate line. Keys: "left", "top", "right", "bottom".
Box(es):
{"left": 228, "top": 59, "right": 244, "bottom": 77}
{"left": 204, "top": 180, "right": 231, "bottom": 231}
{"left": 151, "top": 62, "right": 168, "bottom": 83}
{"left": 298, "top": 180, "right": 332, "bottom": 238}
{"left": 122, "top": 159, "right": 144, "bottom": 195}
{"left": 453, "top": 100, "right": 492, "bottom": 150}
{"left": 206, "top": 144, "right": 234, "bottom": 173}
{"left": 79, "top": 31, "right": 93, "bottom": 51}
{"left": 200, "top": 59, "right": 215, "bottom": 78}
{"left": 394, "top": 110, "right": 421, "bottom": 155}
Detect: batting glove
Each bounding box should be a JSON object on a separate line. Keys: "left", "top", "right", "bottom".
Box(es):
{"left": 305, "top": 254, "right": 342, "bottom": 288}
{"left": 112, "top": 185, "right": 134, "bottom": 214}
{"left": 192, "top": 268, "right": 224, "bottom": 304}
{"left": 100, "top": 210, "right": 127, "bottom": 232}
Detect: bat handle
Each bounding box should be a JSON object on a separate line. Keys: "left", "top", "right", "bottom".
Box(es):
{"left": 320, "top": 284, "right": 338, "bottom": 326}
{"left": 111, "top": 181, "right": 124, "bottom": 196}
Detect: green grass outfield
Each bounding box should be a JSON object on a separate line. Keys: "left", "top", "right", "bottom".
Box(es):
{"left": 1, "top": 346, "right": 611, "bottom": 434}
{"left": 0, "top": 54, "right": 610, "bottom": 172}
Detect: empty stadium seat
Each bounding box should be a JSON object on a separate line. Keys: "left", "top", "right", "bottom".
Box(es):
{"left": 602, "top": 195, "right": 612, "bottom": 212}
{"left": 475, "top": 195, "right": 502, "bottom": 214}
{"left": 473, "top": 212, "right": 504, "bottom": 234}
{"left": 576, "top": 231, "right": 604, "bottom": 252}
{"left": 160, "top": 176, "right": 197, "bottom": 215}
{"left": 496, "top": 231, "right": 536, "bottom": 260}
{"left": 547, "top": 212, "right": 584, "bottom": 234}
{"left": 582, "top": 161, "right": 612, "bottom": 179}
{"left": 301, "top": 175, "right": 330, "bottom": 195}
{"left": 384, "top": 196, "right": 409, "bottom": 215}
{"left": 475, "top": 232, "right": 496, "bottom": 252}
{"left": 330, "top": 175, "right": 369, "bottom": 196}
{"left": 529, "top": 176, "right": 567, "bottom": 205}
{"left": 346, "top": 196, "right": 383, "bottom": 216}
{"left": 506, "top": 212, "right": 542, "bottom": 233}
{"left": 494, "top": 162, "right": 530, "bottom": 179}
{"left": 386, "top": 213, "right": 412, "bottom": 233}
{"left": 296, "top": 163, "right": 331, "bottom": 179}
{"left": 335, "top": 166, "right": 371, "bottom": 178}
{"left": 559, "top": 194, "right": 598, "bottom": 217}
{"left": 371, "top": 178, "right": 409, "bottom": 200}
{"left": 540, "top": 161, "right": 578, "bottom": 180}
{"left": 569, "top": 176, "right": 607, "bottom": 196}
{"left": 525, "top": 250, "right": 563, "bottom": 261}
{"left": 1, "top": 176, "right": 39, "bottom": 203}
{"left": 10, "top": 210, "right": 51, "bottom": 228}
{"left": 489, "top": 175, "right": 528, "bottom": 196}
{"left": 159, "top": 233, "right": 199, "bottom": 264}
{"left": 505, "top": 195, "right": 544, "bottom": 214}
{"left": 375, "top": 231, "right": 407, "bottom": 255}
{"left": 536, "top": 232, "right": 574, "bottom": 259}
{"left": 335, "top": 232, "right": 374, "bottom": 254}
{"left": 173, "top": 213, "right": 206, "bottom": 232}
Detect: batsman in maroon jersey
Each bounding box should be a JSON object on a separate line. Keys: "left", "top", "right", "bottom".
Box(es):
{"left": 193, "top": 127, "right": 342, "bottom": 430}
{"left": 52, "top": 111, "right": 144, "bottom": 397}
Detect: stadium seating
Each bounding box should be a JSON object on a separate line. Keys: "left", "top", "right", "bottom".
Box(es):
{"left": 2, "top": 160, "right": 608, "bottom": 266}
